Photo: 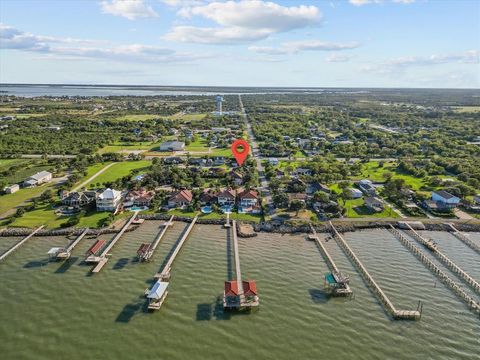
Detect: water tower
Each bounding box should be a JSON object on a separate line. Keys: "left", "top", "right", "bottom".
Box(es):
{"left": 215, "top": 95, "right": 223, "bottom": 115}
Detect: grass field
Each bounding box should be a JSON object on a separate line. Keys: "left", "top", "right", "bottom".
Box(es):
{"left": 166, "top": 112, "right": 207, "bottom": 121}
{"left": 166, "top": 208, "right": 262, "bottom": 223}
{"left": 0, "top": 159, "right": 30, "bottom": 172}
{"left": 342, "top": 198, "right": 399, "bottom": 218}
{"left": 2, "top": 162, "right": 53, "bottom": 184}
{"left": 114, "top": 114, "right": 160, "bottom": 121}
{"left": 71, "top": 162, "right": 112, "bottom": 189}
{"left": 452, "top": 106, "right": 480, "bottom": 113}
{"left": 0, "top": 184, "right": 53, "bottom": 215}
{"left": 84, "top": 160, "right": 151, "bottom": 188}
{"left": 97, "top": 141, "right": 161, "bottom": 154}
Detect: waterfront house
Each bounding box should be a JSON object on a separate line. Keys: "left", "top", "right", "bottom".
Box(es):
{"left": 3, "top": 184, "right": 19, "bottom": 194}
{"left": 96, "top": 188, "right": 122, "bottom": 212}
{"left": 126, "top": 189, "right": 155, "bottom": 208}
{"left": 62, "top": 190, "right": 97, "bottom": 209}
{"left": 159, "top": 141, "right": 185, "bottom": 152}
{"left": 358, "top": 179, "right": 376, "bottom": 196}
{"left": 23, "top": 170, "right": 52, "bottom": 187}
{"left": 167, "top": 190, "right": 193, "bottom": 208}
{"left": 238, "top": 189, "right": 260, "bottom": 213}
{"left": 217, "top": 188, "right": 236, "bottom": 206}
{"left": 364, "top": 197, "right": 384, "bottom": 212}
{"left": 199, "top": 189, "right": 217, "bottom": 205}
{"left": 431, "top": 190, "right": 460, "bottom": 209}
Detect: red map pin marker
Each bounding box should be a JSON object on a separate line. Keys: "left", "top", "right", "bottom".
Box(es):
{"left": 231, "top": 139, "right": 250, "bottom": 166}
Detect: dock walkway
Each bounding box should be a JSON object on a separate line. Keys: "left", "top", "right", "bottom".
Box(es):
{"left": 156, "top": 216, "right": 198, "bottom": 280}
{"left": 330, "top": 222, "right": 421, "bottom": 320}
{"left": 0, "top": 225, "right": 45, "bottom": 262}
{"left": 388, "top": 226, "right": 480, "bottom": 315}
{"left": 404, "top": 223, "right": 480, "bottom": 296}
{"left": 66, "top": 228, "right": 89, "bottom": 253}
{"left": 309, "top": 224, "right": 352, "bottom": 296}
{"left": 446, "top": 223, "right": 480, "bottom": 255}
{"left": 90, "top": 211, "right": 139, "bottom": 273}
{"left": 141, "top": 216, "right": 174, "bottom": 261}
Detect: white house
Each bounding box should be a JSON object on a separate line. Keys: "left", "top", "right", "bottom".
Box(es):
{"left": 349, "top": 188, "right": 363, "bottom": 199}
{"left": 217, "top": 189, "right": 236, "bottom": 206}
{"left": 23, "top": 171, "right": 52, "bottom": 187}
{"left": 3, "top": 184, "right": 19, "bottom": 194}
{"left": 159, "top": 141, "right": 185, "bottom": 151}
{"left": 431, "top": 190, "right": 460, "bottom": 208}
{"left": 96, "top": 188, "right": 122, "bottom": 212}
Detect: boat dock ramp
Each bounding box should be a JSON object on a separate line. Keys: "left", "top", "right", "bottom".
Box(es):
{"left": 330, "top": 222, "right": 422, "bottom": 320}
{"left": 308, "top": 224, "right": 352, "bottom": 297}
{"left": 388, "top": 225, "right": 480, "bottom": 315}
{"left": 137, "top": 215, "right": 174, "bottom": 262}
{"left": 0, "top": 225, "right": 45, "bottom": 263}
{"left": 146, "top": 216, "right": 198, "bottom": 311}
{"left": 85, "top": 211, "right": 140, "bottom": 273}
{"left": 223, "top": 220, "right": 259, "bottom": 310}
{"left": 403, "top": 223, "right": 480, "bottom": 296}
{"left": 47, "top": 228, "right": 89, "bottom": 261}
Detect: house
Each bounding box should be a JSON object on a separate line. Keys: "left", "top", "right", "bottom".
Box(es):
{"left": 474, "top": 194, "right": 480, "bottom": 205}
{"left": 306, "top": 181, "right": 331, "bottom": 195}
{"left": 358, "top": 179, "right": 376, "bottom": 196}
{"left": 199, "top": 189, "right": 217, "bottom": 205}
{"left": 62, "top": 190, "right": 97, "bottom": 208}
{"left": 349, "top": 188, "right": 363, "bottom": 199}
{"left": 3, "top": 184, "right": 19, "bottom": 194}
{"left": 159, "top": 141, "right": 185, "bottom": 151}
{"left": 126, "top": 189, "right": 155, "bottom": 207}
{"left": 268, "top": 158, "right": 279, "bottom": 166}
{"left": 163, "top": 156, "right": 184, "bottom": 164}
{"left": 238, "top": 189, "right": 259, "bottom": 208}
{"left": 231, "top": 171, "right": 244, "bottom": 186}
{"left": 217, "top": 188, "right": 236, "bottom": 206}
{"left": 364, "top": 197, "right": 384, "bottom": 212}
{"left": 288, "top": 193, "right": 308, "bottom": 204}
{"left": 167, "top": 190, "right": 193, "bottom": 208}
{"left": 431, "top": 190, "right": 460, "bottom": 209}
{"left": 292, "top": 168, "right": 312, "bottom": 177}
{"left": 96, "top": 188, "right": 122, "bottom": 212}
{"left": 23, "top": 170, "right": 52, "bottom": 187}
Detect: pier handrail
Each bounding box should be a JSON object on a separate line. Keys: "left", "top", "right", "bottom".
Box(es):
{"left": 151, "top": 216, "right": 174, "bottom": 253}
{"left": 446, "top": 223, "right": 480, "bottom": 255}
{"left": 66, "top": 228, "right": 89, "bottom": 253}
{"left": 0, "top": 225, "right": 45, "bottom": 262}
{"left": 100, "top": 211, "right": 139, "bottom": 257}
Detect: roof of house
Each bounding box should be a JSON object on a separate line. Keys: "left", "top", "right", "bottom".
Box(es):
{"left": 199, "top": 189, "right": 217, "bottom": 202}
{"left": 28, "top": 170, "right": 52, "bottom": 181}
{"left": 242, "top": 280, "right": 258, "bottom": 296}
{"left": 169, "top": 190, "right": 193, "bottom": 203}
{"left": 433, "top": 190, "right": 459, "bottom": 200}
{"left": 129, "top": 189, "right": 155, "bottom": 200}
{"left": 238, "top": 189, "right": 258, "bottom": 199}
{"left": 224, "top": 281, "right": 239, "bottom": 297}
{"left": 98, "top": 188, "right": 121, "bottom": 200}
{"left": 218, "top": 188, "right": 236, "bottom": 199}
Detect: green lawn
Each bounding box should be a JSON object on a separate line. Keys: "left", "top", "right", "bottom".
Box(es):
{"left": 2, "top": 162, "right": 53, "bottom": 184}
{"left": 114, "top": 114, "right": 159, "bottom": 121}
{"left": 0, "top": 184, "right": 53, "bottom": 215}
{"left": 186, "top": 138, "right": 210, "bottom": 151}
{"left": 84, "top": 160, "right": 151, "bottom": 188}
{"left": 8, "top": 204, "right": 67, "bottom": 229}
{"left": 97, "top": 141, "right": 161, "bottom": 154}
{"left": 355, "top": 161, "right": 427, "bottom": 190}
{"left": 0, "top": 159, "right": 30, "bottom": 171}
{"left": 166, "top": 112, "right": 207, "bottom": 121}
{"left": 71, "top": 162, "right": 112, "bottom": 189}
{"left": 166, "top": 209, "right": 262, "bottom": 223}
{"left": 342, "top": 198, "right": 399, "bottom": 218}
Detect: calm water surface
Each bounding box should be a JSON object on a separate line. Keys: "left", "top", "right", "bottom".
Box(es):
{"left": 0, "top": 224, "right": 478, "bottom": 360}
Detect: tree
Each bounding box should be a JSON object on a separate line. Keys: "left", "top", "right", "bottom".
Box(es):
{"left": 273, "top": 192, "right": 289, "bottom": 208}
{"left": 289, "top": 199, "right": 305, "bottom": 215}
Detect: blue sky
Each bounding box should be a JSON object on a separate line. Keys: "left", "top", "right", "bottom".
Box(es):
{"left": 0, "top": 0, "right": 478, "bottom": 88}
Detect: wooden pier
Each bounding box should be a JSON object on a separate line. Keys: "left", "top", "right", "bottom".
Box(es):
{"left": 138, "top": 215, "right": 174, "bottom": 262}
{"left": 155, "top": 216, "right": 198, "bottom": 280}
{"left": 48, "top": 228, "right": 89, "bottom": 260}
{"left": 88, "top": 211, "right": 140, "bottom": 273}
{"left": 223, "top": 220, "right": 259, "bottom": 310}
{"left": 446, "top": 223, "right": 480, "bottom": 255}
{"left": 404, "top": 223, "right": 480, "bottom": 296}
{"left": 388, "top": 226, "right": 480, "bottom": 315}
{"left": 330, "top": 222, "right": 421, "bottom": 320}
{"left": 0, "top": 225, "right": 45, "bottom": 263}
{"left": 308, "top": 225, "right": 352, "bottom": 297}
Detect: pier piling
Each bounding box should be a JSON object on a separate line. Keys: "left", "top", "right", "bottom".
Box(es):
{"left": 446, "top": 223, "right": 480, "bottom": 255}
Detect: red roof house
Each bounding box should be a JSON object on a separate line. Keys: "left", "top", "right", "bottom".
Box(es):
{"left": 85, "top": 239, "right": 106, "bottom": 256}
{"left": 242, "top": 280, "right": 258, "bottom": 297}
{"left": 224, "top": 281, "right": 240, "bottom": 297}
{"left": 168, "top": 190, "right": 193, "bottom": 208}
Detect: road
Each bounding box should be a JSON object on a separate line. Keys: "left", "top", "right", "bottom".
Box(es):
{"left": 72, "top": 162, "right": 116, "bottom": 191}
{"left": 238, "top": 95, "right": 273, "bottom": 213}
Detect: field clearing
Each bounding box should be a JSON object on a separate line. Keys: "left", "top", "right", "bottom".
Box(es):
{"left": 2, "top": 163, "right": 53, "bottom": 184}
{"left": 0, "top": 183, "right": 53, "bottom": 215}
{"left": 114, "top": 114, "right": 160, "bottom": 121}
{"left": 166, "top": 112, "right": 207, "bottom": 121}
{"left": 0, "top": 159, "right": 31, "bottom": 172}
{"left": 452, "top": 106, "right": 480, "bottom": 113}
{"left": 97, "top": 141, "right": 160, "bottom": 154}
{"left": 84, "top": 160, "right": 151, "bottom": 187}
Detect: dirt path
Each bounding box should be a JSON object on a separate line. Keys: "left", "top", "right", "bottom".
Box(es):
{"left": 72, "top": 162, "right": 116, "bottom": 191}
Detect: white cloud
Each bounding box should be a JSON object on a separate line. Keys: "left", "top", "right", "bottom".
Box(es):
{"left": 249, "top": 40, "right": 360, "bottom": 55}
{"left": 326, "top": 53, "right": 353, "bottom": 62}
{"left": 165, "top": 0, "right": 321, "bottom": 44}
{"left": 161, "top": 0, "right": 210, "bottom": 6}
{"left": 361, "top": 50, "right": 480, "bottom": 74}
{"left": 0, "top": 24, "right": 209, "bottom": 64}
{"left": 100, "top": 0, "right": 158, "bottom": 20}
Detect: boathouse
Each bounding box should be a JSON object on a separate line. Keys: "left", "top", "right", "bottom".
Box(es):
{"left": 224, "top": 280, "right": 240, "bottom": 307}
{"left": 242, "top": 280, "right": 258, "bottom": 302}
{"left": 137, "top": 243, "right": 151, "bottom": 261}
{"left": 85, "top": 239, "right": 105, "bottom": 257}
{"left": 146, "top": 280, "right": 169, "bottom": 310}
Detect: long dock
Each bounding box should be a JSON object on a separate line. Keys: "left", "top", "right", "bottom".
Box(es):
{"left": 0, "top": 225, "right": 45, "bottom": 262}
{"left": 329, "top": 222, "right": 421, "bottom": 320}
{"left": 232, "top": 220, "right": 243, "bottom": 294}
{"left": 308, "top": 224, "right": 352, "bottom": 296}
{"left": 90, "top": 211, "right": 140, "bottom": 273}
{"left": 66, "top": 228, "right": 89, "bottom": 253}
{"left": 388, "top": 226, "right": 480, "bottom": 315}
{"left": 140, "top": 216, "right": 174, "bottom": 261}
{"left": 404, "top": 223, "right": 480, "bottom": 296}
{"left": 155, "top": 216, "right": 198, "bottom": 280}
{"left": 48, "top": 228, "right": 89, "bottom": 260}
{"left": 446, "top": 223, "right": 480, "bottom": 255}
